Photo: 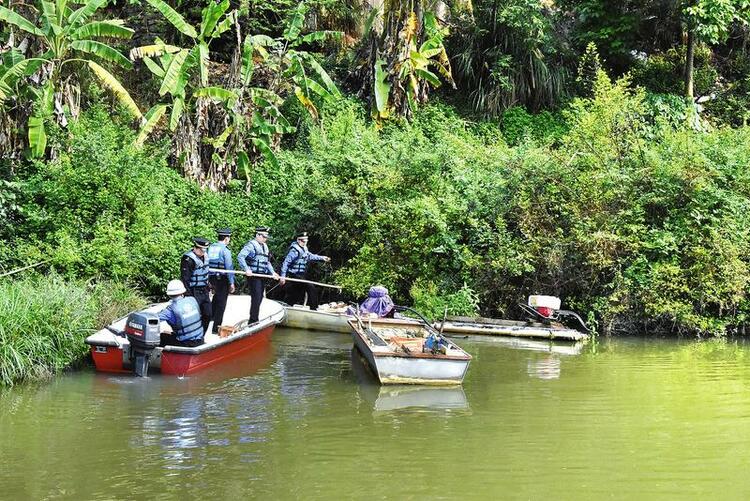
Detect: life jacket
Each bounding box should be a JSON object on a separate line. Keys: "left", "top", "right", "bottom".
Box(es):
{"left": 171, "top": 296, "right": 204, "bottom": 341}
{"left": 287, "top": 242, "right": 309, "bottom": 275}
{"left": 246, "top": 239, "right": 270, "bottom": 274}
{"left": 184, "top": 250, "right": 209, "bottom": 288}
{"left": 208, "top": 242, "right": 227, "bottom": 273}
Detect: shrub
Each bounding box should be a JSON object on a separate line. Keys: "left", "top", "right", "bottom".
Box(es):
{"left": 500, "top": 106, "right": 568, "bottom": 146}
{"left": 0, "top": 274, "right": 146, "bottom": 386}
{"left": 631, "top": 45, "right": 718, "bottom": 97}
{"left": 410, "top": 279, "right": 480, "bottom": 320}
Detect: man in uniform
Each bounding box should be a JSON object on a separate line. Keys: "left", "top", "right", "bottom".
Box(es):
{"left": 180, "top": 237, "right": 212, "bottom": 333}
{"left": 207, "top": 228, "right": 235, "bottom": 334}
{"left": 280, "top": 231, "right": 330, "bottom": 309}
{"left": 158, "top": 279, "right": 204, "bottom": 347}
{"left": 237, "top": 226, "right": 280, "bottom": 323}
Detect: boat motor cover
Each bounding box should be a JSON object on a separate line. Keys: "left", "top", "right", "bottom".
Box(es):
{"left": 125, "top": 312, "right": 161, "bottom": 349}
{"left": 355, "top": 286, "right": 394, "bottom": 317}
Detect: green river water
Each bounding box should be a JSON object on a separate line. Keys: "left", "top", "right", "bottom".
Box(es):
{"left": 2, "top": 329, "right": 750, "bottom": 499}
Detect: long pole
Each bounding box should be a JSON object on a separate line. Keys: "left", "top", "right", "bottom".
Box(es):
{"left": 208, "top": 268, "right": 342, "bottom": 290}
{"left": 0, "top": 260, "right": 49, "bottom": 279}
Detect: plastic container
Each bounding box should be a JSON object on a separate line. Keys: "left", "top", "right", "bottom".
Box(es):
{"left": 528, "top": 295, "right": 561, "bottom": 318}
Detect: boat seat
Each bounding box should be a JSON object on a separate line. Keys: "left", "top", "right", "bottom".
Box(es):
{"left": 389, "top": 337, "right": 424, "bottom": 353}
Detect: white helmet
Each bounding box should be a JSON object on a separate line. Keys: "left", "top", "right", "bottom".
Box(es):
{"left": 166, "top": 279, "right": 186, "bottom": 296}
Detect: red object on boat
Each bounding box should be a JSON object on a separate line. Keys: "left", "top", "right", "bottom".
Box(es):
{"left": 535, "top": 306, "right": 554, "bottom": 318}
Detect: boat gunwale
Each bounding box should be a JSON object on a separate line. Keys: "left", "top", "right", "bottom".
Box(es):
{"left": 85, "top": 302, "right": 284, "bottom": 355}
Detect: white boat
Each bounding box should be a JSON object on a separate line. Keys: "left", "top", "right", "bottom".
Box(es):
{"left": 349, "top": 318, "right": 471, "bottom": 385}
{"left": 435, "top": 316, "right": 588, "bottom": 341}
{"left": 281, "top": 302, "right": 353, "bottom": 333}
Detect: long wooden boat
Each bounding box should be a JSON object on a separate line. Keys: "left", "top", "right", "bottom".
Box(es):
{"left": 349, "top": 318, "right": 472, "bottom": 385}
{"left": 434, "top": 315, "right": 588, "bottom": 341}
{"left": 85, "top": 296, "right": 284, "bottom": 376}
{"left": 282, "top": 302, "right": 352, "bottom": 333}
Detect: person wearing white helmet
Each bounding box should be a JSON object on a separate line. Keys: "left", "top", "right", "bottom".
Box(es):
{"left": 158, "top": 279, "right": 205, "bottom": 347}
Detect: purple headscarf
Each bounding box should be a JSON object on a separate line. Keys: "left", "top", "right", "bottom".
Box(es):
{"left": 354, "top": 286, "right": 394, "bottom": 317}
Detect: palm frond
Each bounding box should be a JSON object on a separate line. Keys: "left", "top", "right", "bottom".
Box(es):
{"left": 0, "top": 6, "right": 43, "bottom": 35}
{"left": 71, "top": 40, "right": 132, "bottom": 68}
{"left": 73, "top": 20, "right": 134, "bottom": 40}
{"left": 87, "top": 60, "right": 142, "bottom": 118}
{"left": 134, "top": 104, "right": 167, "bottom": 146}
{"left": 146, "top": 0, "right": 197, "bottom": 38}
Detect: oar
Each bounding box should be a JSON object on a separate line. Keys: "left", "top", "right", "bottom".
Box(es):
{"left": 207, "top": 268, "right": 342, "bottom": 290}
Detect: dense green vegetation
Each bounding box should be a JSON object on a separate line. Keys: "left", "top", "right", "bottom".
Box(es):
{"left": 0, "top": 275, "right": 145, "bottom": 385}
{"left": 3, "top": 0, "right": 750, "bottom": 383}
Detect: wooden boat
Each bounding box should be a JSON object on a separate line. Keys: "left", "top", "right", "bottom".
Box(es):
{"left": 85, "top": 296, "right": 284, "bottom": 376}
{"left": 282, "top": 302, "right": 352, "bottom": 333}
{"left": 434, "top": 315, "right": 588, "bottom": 341}
{"left": 349, "top": 318, "right": 472, "bottom": 385}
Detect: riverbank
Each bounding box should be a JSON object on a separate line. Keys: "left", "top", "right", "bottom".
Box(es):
{"left": 0, "top": 275, "right": 146, "bottom": 386}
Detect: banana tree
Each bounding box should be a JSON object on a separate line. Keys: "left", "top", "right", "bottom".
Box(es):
{"left": 0, "top": 0, "right": 140, "bottom": 157}
{"left": 130, "top": 0, "right": 243, "bottom": 189}
{"left": 132, "top": 0, "right": 341, "bottom": 191}
{"left": 352, "top": 3, "right": 456, "bottom": 119}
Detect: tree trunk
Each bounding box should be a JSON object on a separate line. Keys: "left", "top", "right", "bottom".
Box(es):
{"left": 685, "top": 29, "right": 695, "bottom": 100}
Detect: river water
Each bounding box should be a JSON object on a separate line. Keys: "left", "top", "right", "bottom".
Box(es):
{"left": 2, "top": 329, "right": 750, "bottom": 499}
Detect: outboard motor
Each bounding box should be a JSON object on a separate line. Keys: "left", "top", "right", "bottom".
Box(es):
{"left": 521, "top": 295, "right": 591, "bottom": 332}
{"left": 125, "top": 312, "right": 160, "bottom": 377}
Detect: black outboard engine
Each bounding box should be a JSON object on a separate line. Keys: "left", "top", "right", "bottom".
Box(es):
{"left": 125, "top": 312, "right": 161, "bottom": 377}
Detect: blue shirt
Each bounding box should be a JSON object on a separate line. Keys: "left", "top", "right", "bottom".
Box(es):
{"left": 280, "top": 243, "right": 325, "bottom": 277}
{"left": 237, "top": 239, "right": 276, "bottom": 275}
{"left": 158, "top": 300, "right": 178, "bottom": 326}
{"left": 208, "top": 242, "right": 235, "bottom": 285}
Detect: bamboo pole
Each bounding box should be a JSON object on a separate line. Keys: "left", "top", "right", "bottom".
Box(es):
{"left": 0, "top": 260, "right": 49, "bottom": 279}
{"left": 208, "top": 268, "right": 342, "bottom": 290}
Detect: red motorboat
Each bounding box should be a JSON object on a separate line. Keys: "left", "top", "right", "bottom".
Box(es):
{"left": 85, "top": 296, "right": 284, "bottom": 376}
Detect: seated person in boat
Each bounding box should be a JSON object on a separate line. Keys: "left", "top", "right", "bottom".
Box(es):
{"left": 158, "top": 280, "right": 205, "bottom": 347}
{"left": 349, "top": 285, "right": 395, "bottom": 318}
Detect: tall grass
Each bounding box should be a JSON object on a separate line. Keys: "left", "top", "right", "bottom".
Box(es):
{"left": 0, "top": 275, "right": 146, "bottom": 386}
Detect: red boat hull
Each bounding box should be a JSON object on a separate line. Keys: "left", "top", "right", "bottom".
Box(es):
{"left": 90, "top": 324, "right": 275, "bottom": 375}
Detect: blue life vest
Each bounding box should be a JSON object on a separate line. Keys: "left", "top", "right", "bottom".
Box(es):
{"left": 246, "top": 240, "right": 270, "bottom": 274}
{"left": 287, "top": 242, "right": 309, "bottom": 275}
{"left": 208, "top": 242, "right": 228, "bottom": 272}
{"left": 185, "top": 250, "right": 209, "bottom": 288}
{"left": 172, "top": 296, "right": 204, "bottom": 341}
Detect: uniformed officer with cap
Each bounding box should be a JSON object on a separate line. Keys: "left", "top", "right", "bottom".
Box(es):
{"left": 237, "top": 226, "right": 280, "bottom": 323}
{"left": 280, "top": 231, "right": 330, "bottom": 309}
{"left": 207, "top": 228, "right": 235, "bottom": 334}
{"left": 180, "top": 237, "right": 213, "bottom": 333}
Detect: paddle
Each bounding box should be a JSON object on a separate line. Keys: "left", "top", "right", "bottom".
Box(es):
{"left": 208, "top": 268, "right": 342, "bottom": 290}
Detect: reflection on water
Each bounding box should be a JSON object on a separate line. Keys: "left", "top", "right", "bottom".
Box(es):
{"left": 5, "top": 335, "right": 750, "bottom": 499}
{"left": 527, "top": 355, "right": 561, "bottom": 380}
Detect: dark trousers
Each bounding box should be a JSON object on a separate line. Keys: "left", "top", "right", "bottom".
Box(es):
{"left": 188, "top": 286, "right": 212, "bottom": 333}
{"left": 284, "top": 274, "right": 319, "bottom": 309}
{"left": 248, "top": 277, "right": 265, "bottom": 323}
{"left": 160, "top": 333, "right": 204, "bottom": 347}
{"left": 210, "top": 275, "right": 230, "bottom": 333}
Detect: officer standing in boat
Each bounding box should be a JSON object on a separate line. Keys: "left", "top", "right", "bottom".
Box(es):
{"left": 280, "top": 231, "right": 330, "bottom": 308}
{"left": 207, "top": 228, "right": 235, "bottom": 334}
{"left": 237, "top": 226, "right": 280, "bottom": 323}
{"left": 180, "top": 237, "right": 212, "bottom": 333}
{"left": 159, "top": 279, "right": 205, "bottom": 347}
